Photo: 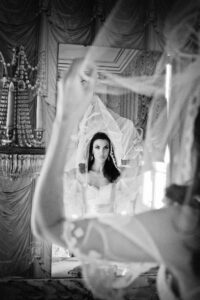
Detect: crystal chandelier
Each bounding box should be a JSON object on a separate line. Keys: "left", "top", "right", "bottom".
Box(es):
{"left": 0, "top": 46, "right": 45, "bottom": 180}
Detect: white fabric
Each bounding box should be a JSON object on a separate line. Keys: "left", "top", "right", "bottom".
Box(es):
{"left": 63, "top": 175, "right": 137, "bottom": 219}
{"left": 62, "top": 205, "right": 200, "bottom": 300}
{"left": 64, "top": 95, "right": 143, "bottom": 172}
{"left": 76, "top": 95, "right": 123, "bottom": 167}
{"left": 84, "top": 184, "right": 114, "bottom": 216}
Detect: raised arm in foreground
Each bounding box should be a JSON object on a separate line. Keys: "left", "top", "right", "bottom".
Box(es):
{"left": 31, "top": 59, "right": 96, "bottom": 247}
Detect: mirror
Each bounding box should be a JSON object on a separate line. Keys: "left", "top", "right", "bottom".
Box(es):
{"left": 51, "top": 44, "right": 163, "bottom": 277}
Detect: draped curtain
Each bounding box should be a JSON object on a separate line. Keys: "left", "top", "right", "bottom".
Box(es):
{"left": 0, "top": 0, "right": 178, "bottom": 277}
{"left": 0, "top": 177, "right": 34, "bottom": 276}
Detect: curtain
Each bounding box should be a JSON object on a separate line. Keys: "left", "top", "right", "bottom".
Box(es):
{"left": 43, "top": 0, "right": 167, "bottom": 109}
{"left": 0, "top": 0, "right": 40, "bottom": 63}
{"left": 0, "top": 177, "right": 34, "bottom": 276}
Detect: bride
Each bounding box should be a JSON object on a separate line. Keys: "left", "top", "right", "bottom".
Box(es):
{"left": 53, "top": 94, "right": 141, "bottom": 264}
{"left": 77, "top": 131, "right": 120, "bottom": 216}
{"left": 63, "top": 95, "right": 142, "bottom": 219}
{"left": 64, "top": 130, "right": 121, "bottom": 218}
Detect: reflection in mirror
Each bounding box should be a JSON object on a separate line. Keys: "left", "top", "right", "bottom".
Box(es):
{"left": 51, "top": 44, "right": 166, "bottom": 278}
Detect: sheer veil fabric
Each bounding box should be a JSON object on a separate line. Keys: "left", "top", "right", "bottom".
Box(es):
{"left": 64, "top": 95, "right": 143, "bottom": 172}
{"left": 63, "top": 95, "right": 144, "bottom": 218}
{"left": 60, "top": 1, "right": 200, "bottom": 299}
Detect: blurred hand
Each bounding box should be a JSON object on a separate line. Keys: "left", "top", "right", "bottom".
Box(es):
{"left": 56, "top": 58, "right": 97, "bottom": 123}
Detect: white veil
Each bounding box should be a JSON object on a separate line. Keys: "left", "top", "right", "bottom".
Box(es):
{"left": 63, "top": 94, "right": 144, "bottom": 219}
{"left": 64, "top": 94, "right": 143, "bottom": 172}
{"left": 62, "top": 1, "right": 200, "bottom": 299}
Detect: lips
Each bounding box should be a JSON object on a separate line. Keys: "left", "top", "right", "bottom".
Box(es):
{"left": 99, "top": 156, "right": 106, "bottom": 160}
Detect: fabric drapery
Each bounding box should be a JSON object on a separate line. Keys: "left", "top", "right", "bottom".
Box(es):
{"left": 0, "top": 177, "right": 34, "bottom": 276}
{"left": 0, "top": 177, "right": 51, "bottom": 277}
{"left": 42, "top": 0, "right": 167, "bottom": 108}
{"left": 0, "top": 0, "right": 40, "bottom": 63}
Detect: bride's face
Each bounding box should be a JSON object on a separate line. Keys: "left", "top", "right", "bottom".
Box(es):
{"left": 92, "top": 139, "right": 110, "bottom": 164}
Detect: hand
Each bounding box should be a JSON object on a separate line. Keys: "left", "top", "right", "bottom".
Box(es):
{"left": 56, "top": 58, "right": 97, "bottom": 123}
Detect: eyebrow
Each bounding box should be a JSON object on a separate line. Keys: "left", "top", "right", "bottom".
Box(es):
{"left": 94, "top": 143, "right": 109, "bottom": 147}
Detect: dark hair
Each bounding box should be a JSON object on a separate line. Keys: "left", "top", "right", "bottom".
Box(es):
{"left": 165, "top": 107, "right": 200, "bottom": 277}
{"left": 191, "top": 107, "right": 200, "bottom": 199}
{"left": 166, "top": 107, "right": 200, "bottom": 208}
{"left": 87, "top": 132, "right": 120, "bottom": 183}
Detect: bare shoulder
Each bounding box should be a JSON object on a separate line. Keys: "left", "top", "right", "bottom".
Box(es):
{"left": 65, "top": 168, "right": 88, "bottom": 184}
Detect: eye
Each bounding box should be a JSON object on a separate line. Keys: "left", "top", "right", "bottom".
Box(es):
{"left": 95, "top": 145, "right": 100, "bottom": 149}
{"left": 104, "top": 145, "right": 109, "bottom": 150}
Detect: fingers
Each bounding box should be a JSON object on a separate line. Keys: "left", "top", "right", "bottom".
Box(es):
{"left": 62, "top": 58, "right": 83, "bottom": 83}
{"left": 62, "top": 58, "right": 97, "bottom": 93}
{"left": 56, "top": 58, "right": 97, "bottom": 122}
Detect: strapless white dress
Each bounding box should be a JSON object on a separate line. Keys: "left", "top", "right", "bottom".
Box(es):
{"left": 63, "top": 177, "right": 135, "bottom": 218}
{"left": 84, "top": 184, "right": 114, "bottom": 216}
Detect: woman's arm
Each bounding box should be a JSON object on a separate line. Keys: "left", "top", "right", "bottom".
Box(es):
{"left": 31, "top": 59, "right": 96, "bottom": 247}
{"left": 65, "top": 205, "right": 192, "bottom": 267}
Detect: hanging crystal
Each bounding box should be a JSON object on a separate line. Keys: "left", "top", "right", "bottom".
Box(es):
{"left": 0, "top": 46, "right": 45, "bottom": 180}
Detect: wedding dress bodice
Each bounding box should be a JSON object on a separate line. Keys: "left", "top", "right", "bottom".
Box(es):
{"left": 84, "top": 184, "right": 114, "bottom": 216}
{"left": 63, "top": 175, "right": 135, "bottom": 218}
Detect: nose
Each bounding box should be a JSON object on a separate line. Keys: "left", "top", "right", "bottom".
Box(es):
{"left": 102, "top": 149, "right": 108, "bottom": 157}
{"left": 99, "top": 149, "right": 104, "bottom": 156}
